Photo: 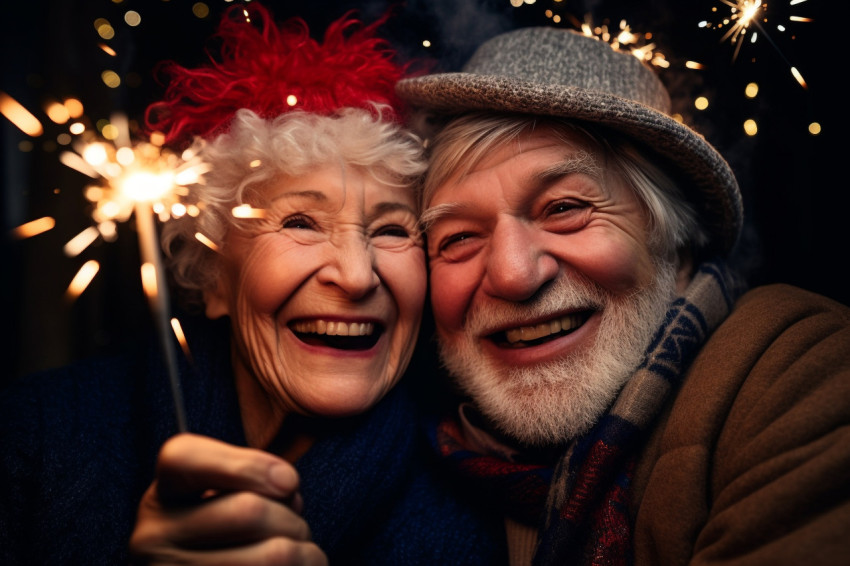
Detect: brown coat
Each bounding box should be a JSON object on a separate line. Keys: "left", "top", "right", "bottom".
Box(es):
{"left": 632, "top": 284, "right": 850, "bottom": 565}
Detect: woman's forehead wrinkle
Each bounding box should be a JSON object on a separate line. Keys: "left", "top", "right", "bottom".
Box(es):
{"left": 271, "top": 189, "right": 328, "bottom": 203}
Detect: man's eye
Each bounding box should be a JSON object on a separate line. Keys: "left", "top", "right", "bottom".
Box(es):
{"left": 282, "top": 214, "right": 316, "bottom": 230}
{"left": 545, "top": 199, "right": 585, "bottom": 216}
{"left": 438, "top": 232, "right": 480, "bottom": 255}
{"left": 433, "top": 231, "right": 482, "bottom": 262}
{"left": 441, "top": 233, "right": 472, "bottom": 250}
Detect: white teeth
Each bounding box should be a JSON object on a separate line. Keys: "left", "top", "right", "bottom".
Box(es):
{"left": 292, "top": 320, "right": 375, "bottom": 336}
{"left": 504, "top": 314, "right": 583, "bottom": 344}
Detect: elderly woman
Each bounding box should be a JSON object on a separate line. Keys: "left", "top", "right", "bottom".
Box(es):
{"left": 0, "top": 5, "right": 504, "bottom": 565}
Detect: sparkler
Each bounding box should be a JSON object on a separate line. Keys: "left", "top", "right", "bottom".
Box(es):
{"left": 699, "top": 0, "right": 813, "bottom": 87}
{"left": 579, "top": 17, "right": 670, "bottom": 69}
{"left": 54, "top": 112, "right": 210, "bottom": 433}
{"left": 5, "top": 84, "right": 210, "bottom": 432}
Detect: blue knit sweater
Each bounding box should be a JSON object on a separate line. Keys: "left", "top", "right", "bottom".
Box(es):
{"left": 0, "top": 315, "right": 506, "bottom": 565}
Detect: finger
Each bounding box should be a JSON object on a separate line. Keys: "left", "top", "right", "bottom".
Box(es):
{"left": 133, "top": 538, "right": 328, "bottom": 566}
{"left": 131, "top": 488, "right": 314, "bottom": 558}
{"left": 155, "top": 433, "right": 299, "bottom": 503}
{"left": 170, "top": 491, "right": 313, "bottom": 548}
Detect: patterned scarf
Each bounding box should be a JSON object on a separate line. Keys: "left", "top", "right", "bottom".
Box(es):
{"left": 431, "top": 261, "right": 742, "bottom": 566}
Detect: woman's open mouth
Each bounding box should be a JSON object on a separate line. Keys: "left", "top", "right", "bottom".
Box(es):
{"left": 290, "top": 320, "right": 382, "bottom": 350}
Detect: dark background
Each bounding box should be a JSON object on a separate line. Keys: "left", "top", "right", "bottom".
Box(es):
{"left": 2, "top": 0, "right": 843, "bottom": 385}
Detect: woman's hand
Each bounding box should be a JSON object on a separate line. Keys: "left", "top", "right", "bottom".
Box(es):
{"left": 129, "top": 433, "right": 328, "bottom": 565}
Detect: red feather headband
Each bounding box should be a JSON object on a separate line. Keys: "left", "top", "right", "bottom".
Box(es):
{"left": 145, "top": 3, "right": 408, "bottom": 149}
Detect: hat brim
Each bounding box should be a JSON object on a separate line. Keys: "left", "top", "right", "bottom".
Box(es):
{"left": 397, "top": 72, "right": 743, "bottom": 255}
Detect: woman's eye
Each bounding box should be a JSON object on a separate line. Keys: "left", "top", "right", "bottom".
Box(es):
{"left": 373, "top": 224, "right": 411, "bottom": 238}
{"left": 282, "top": 214, "right": 316, "bottom": 230}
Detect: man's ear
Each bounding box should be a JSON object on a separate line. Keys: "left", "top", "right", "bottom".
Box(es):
{"left": 203, "top": 279, "right": 230, "bottom": 319}
{"left": 675, "top": 247, "right": 694, "bottom": 293}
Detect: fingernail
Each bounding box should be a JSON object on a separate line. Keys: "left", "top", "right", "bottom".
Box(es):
{"left": 268, "top": 463, "right": 297, "bottom": 493}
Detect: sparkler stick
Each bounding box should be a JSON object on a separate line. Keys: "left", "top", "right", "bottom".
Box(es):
{"left": 136, "top": 201, "right": 188, "bottom": 433}
{"left": 50, "top": 112, "right": 208, "bottom": 433}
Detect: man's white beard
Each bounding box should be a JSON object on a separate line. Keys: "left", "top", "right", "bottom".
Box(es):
{"left": 437, "top": 259, "right": 679, "bottom": 446}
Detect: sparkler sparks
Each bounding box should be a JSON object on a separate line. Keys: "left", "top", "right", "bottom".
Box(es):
{"left": 9, "top": 104, "right": 210, "bottom": 432}
{"left": 58, "top": 116, "right": 210, "bottom": 432}
{"left": 60, "top": 117, "right": 208, "bottom": 236}
{"left": 580, "top": 17, "right": 671, "bottom": 68}
{"left": 699, "top": 0, "right": 813, "bottom": 87}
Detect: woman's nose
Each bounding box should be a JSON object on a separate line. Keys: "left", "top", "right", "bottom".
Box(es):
{"left": 482, "top": 217, "right": 558, "bottom": 302}
{"left": 317, "top": 232, "right": 380, "bottom": 299}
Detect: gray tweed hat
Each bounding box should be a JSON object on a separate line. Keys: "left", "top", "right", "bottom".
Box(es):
{"left": 396, "top": 26, "right": 743, "bottom": 254}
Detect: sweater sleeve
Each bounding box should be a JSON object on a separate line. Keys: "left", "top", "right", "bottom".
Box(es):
{"left": 633, "top": 284, "right": 850, "bottom": 566}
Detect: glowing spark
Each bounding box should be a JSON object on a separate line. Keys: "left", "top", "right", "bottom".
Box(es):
{"left": 45, "top": 100, "right": 71, "bottom": 124}
{"left": 59, "top": 151, "right": 99, "bottom": 178}
{"left": 579, "top": 17, "right": 668, "bottom": 68}
{"left": 140, "top": 262, "right": 158, "bottom": 298}
{"left": 701, "top": 0, "right": 813, "bottom": 86}
{"left": 0, "top": 91, "right": 44, "bottom": 136}
{"left": 63, "top": 226, "right": 100, "bottom": 257}
{"left": 64, "top": 98, "right": 84, "bottom": 118}
{"left": 60, "top": 115, "right": 209, "bottom": 229}
{"left": 11, "top": 217, "right": 55, "bottom": 239}
{"left": 791, "top": 67, "right": 807, "bottom": 88}
{"left": 232, "top": 204, "right": 266, "bottom": 218}
{"left": 715, "top": 0, "right": 764, "bottom": 61}
{"left": 171, "top": 318, "right": 193, "bottom": 363}
{"left": 99, "top": 43, "right": 117, "bottom": 56}
{"left": 66, "top": 260, "right": 100, "bottom": 299}
{"left": 195, "top": 232, "right": 220, "bottom": 251}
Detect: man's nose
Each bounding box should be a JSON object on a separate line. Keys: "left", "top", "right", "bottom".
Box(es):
{"left": 317, "top": 232, "right": 380, "bottom": 299}
{"left": 482, "top": 217, "right": 558, "bottom": 302}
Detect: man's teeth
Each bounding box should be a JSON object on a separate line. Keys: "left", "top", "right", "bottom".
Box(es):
{"left": 292, "top": 320, "right": 375, "bottom": 337}
{"left": 504, "top": 313, "right": 583, "bottom": 344}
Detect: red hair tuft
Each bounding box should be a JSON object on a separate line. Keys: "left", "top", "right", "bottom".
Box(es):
{"left": 145, "top": 3, "right": 408, "bottom": 148}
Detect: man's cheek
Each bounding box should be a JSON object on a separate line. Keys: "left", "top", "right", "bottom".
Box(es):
{"left": 430, "top": 276, "right": 466, "bottom": 331}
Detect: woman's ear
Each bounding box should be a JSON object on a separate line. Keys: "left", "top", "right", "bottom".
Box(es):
{"left": 203, "top": 279, "right": 230, "bottom": 319}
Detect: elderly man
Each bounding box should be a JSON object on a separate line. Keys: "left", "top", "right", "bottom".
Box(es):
{"left": 395, "top": 26, "right": 850, "bottom": 566}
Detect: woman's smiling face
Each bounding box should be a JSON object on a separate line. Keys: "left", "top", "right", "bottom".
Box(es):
{"left": 205, "top": 163, "right": 426, "bottom": 426}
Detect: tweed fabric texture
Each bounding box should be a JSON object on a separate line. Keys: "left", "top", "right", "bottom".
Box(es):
{"left": 397, "top": 27, "right": 744, "bottom": 254}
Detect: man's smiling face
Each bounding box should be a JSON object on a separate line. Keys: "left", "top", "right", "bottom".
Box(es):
{"left": 424, "top": 125, "right": 678, "bottom": 444}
